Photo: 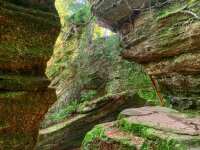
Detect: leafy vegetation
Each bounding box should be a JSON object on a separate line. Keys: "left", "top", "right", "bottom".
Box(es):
{"left": 80, "top": 90, "right": 97, "bottom": 102}
{"left": 52, "top": 100, "right": 78, "bottom": 122}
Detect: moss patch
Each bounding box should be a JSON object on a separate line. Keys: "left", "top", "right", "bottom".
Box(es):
{"left": 117, "top": 117, "right": 200, "bottom": 150}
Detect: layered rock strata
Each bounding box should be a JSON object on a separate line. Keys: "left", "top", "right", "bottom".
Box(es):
{"left": 37, "top": 92, "right": 146, "bottom": 150}
{"left": 91, "top": 0, "right": 200, "bottom": 110}
{"left": 0, "top": 0, "right": 60, "bottom": 149}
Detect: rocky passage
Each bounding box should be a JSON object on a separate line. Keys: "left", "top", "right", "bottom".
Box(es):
{"left": 0, "top": 0, "right": 60, "bottom": 149}
{"left": 36, "top": 92, "right": 147, "bottom": 149}
{"left": 91, "top": 0, "right": 200, "bottom": 110}
{"left": 82, "top": 106, "right": 200, "bottom": 150}
{"left": 1, "top": 0, "right": 200, "bottom": 149}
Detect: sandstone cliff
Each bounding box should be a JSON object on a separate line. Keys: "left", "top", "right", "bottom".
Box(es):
{"left": 0, "top": 0, "right": 60, "bottom": 149}
{"left": 41, "top": 7, "right": 156, "bottom": 128}
{"left": 91, "top": 0, "right": 200, "bottom": 111}
{"left": 81, "top": 0, "right": 200, "bottom": 149}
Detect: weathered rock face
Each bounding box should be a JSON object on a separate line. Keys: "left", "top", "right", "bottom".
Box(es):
{"left": 91, "top": 0, "right": 200, "bottom": 110}
{"left": 82, "top": 106, "right": 200, "bottom": 150}
{"left": 41, "top": 21, "right": 152, "bottom": 128}
{"left": 37, "top": 92, "right": 147, "bottom": 150}
{"left": 0, "top": 0, "right": 60, "bottom": 149}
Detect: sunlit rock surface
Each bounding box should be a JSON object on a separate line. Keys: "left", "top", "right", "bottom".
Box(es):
{"left": 0, "top": 0, "right": 60, "bottom": 149}
{"left": 91, "top": 0, "right": 200, "bottom": 110}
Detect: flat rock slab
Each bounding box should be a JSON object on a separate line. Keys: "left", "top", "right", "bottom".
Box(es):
{"left": 120, "top": 106, "right": 200, "bottom": 136}
{"left": 83, "top": 107, "right": 200, "bottom": 150}
{"left": 120, "top": 106, "right": 177, "bottom": 117}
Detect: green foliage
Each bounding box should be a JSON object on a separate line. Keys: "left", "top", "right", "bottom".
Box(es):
{"left": 56, "top": 0, "right": 90, "bottom": 26}
{"left": 69, "top": 5, "right": 90, "bottom": 24}
{"left": 67, "top": 2, "right": 86, "bottom": 15}
{"left": 52, "top": 100, "right": 78, "bottom": 122}
{"left": 80, "top": 90, "right": 97, "bottom": 102}
{"left": 138, "top": 90, "right": 158, "bottom": 103}
{"left": 138, "top": 89, "right": 172, "bottom": 108}
{"left": 50, "top": 90, "right": 97, "bottom": 123}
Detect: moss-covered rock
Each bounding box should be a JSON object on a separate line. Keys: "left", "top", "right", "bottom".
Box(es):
{"left": 0, "top": 1, "right": 60, "bottom": 75}
{"left": 82, "top": 122, "right": 145, "bottom": 150}
{"left": 36, "top": 92, "right": 146, "bottom": 149}
{"left": 42, "top": 23, "right": 155, "bottom": 128}
{"left": 91, "top": 0, "right": 200, "bottom": 111}
{"left": 0, "top": 0, "right": 60, "bottom": 149}
{"left": 82, "top": 106, "right": 200, "bottom": 150}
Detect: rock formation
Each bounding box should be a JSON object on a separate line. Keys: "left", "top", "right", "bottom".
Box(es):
{"left": 82, "top": 106, "right": 200, "bottom": 150}
{"left": 91, "top": 0, "right": 200, "bottom": 110}
{"left": 82, "top": 0, "right": 200, "bottom": 149}
{"left": 41, "top": 20, "right": 153, "bottom": 128}
{"left": 0, "top": 0, "right": 60, "bottom": 149}
{"left": 37, "top": 92, "right": 147, "bottom": 149}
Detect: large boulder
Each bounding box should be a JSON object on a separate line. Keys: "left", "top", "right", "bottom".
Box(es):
{"left": 82, "top": 106, "right": 200, "bottom": 150}
{"left": 37, "top": 92, "right": 146, "bottom": 149}
{"left": 0, "top": 0, "right": 60, "bottom": 149}
{"left": 90, "top": 0, "right": 200, "bottom": 111}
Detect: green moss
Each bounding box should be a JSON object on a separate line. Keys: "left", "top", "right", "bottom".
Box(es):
{"left": 82, "top": 125, "right": 106, "bottom": 149}
{"left": 82, "top": 124, "right": 138, "bottom": 150}
{"left": 117, "top": 118, "right": 148, "bottom": 137}
{"left": 0, "top": 1, "right": 60, "bottom": 65}
{"left": 156, "top": 0, "right": 200, "bottom": 21}
{"left": 117, "top": 118, "right": 189, "bottom": 150}
{"left": 157, "top": 5, "right": 186, "bottom": 20}
{"left": 156, "top": 0, "right": 195, "bottom": 20}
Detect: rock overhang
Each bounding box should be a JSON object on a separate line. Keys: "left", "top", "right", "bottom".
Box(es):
{"left": 90, "top": 0, "right": 200, "bottom": 111}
